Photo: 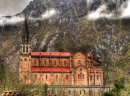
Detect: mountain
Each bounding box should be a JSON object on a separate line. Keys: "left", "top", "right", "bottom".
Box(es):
{"left": 0, "top": 0, "right": 130, "bottom": 76}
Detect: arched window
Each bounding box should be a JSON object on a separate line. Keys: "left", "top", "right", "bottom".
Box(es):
{"left": 56, "top": 75, "right": 58, "bottom": 81}
{"left": 24, "top": 58, "right": 27, "bottom": 61}
{"left": 26, "top": 46, "right": 28, "bottom": 52}
{"left": 35, "top": 74, "right": 37, "bottom": 79}
{"left": 23, "top": 46, "right": 25, "bottom": 52}
{"left": 46, "top": 75, "right": 47, "bottom": 80}
{"left": 64, "top": 61, "right": 66, "bottom": 66}
{"left": 90, "top": 75, "right": 92, "bottom": 81}
{"left": 66, "top": 75, "right": 68, "bottom": 80}
{"left": 78, "top": 60, "right": 82, "bottom": 65}
{"left": 80, "top": 90, "right": 81, "bottom": 95}
{"left": 97, "top": 75, "right": 99, "bottom": 80}
{"left": 78, "top": 53, "right": 81, "bottom": 59}
{"left": 54, "top": 60, "right": 56, "bottom": 65}
{"left": 78, "top": 74, "right": 80, "bottom": 79}
{"left": 34, "top": 60, "right": 36, "bottom": 66}
{"left": 78, "top": 73, "right": 84, "bottom": 79}
{"left": 82, "top": 74, "right": 84, "bottom": 79}
{"left": 44, "top": 60, "right": 46, "bottom": 66}
{"left": 84, "top": 90, "right": 85, "bottom": 95}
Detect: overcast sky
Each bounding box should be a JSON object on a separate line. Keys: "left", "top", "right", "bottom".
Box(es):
{"left": 0, "top": 0, "right": 32, "bottom": 16}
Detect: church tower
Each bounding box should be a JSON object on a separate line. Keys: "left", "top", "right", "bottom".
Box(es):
{"left": 20, "top": 16, "right": 31, "bottom": 54}
{"left": 19, "top": 16, "right": 31, "bottom": 84}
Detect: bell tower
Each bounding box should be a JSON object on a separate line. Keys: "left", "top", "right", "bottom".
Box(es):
{"left": 19, "top": 16, "right": 31, "bottom": 84}
{"left": 20, "top": 16, "right": 31, "bottom": 54}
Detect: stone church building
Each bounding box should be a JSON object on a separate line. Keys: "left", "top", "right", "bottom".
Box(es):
{"left": 19, "top": 18, "right": 105, "bottom": 95}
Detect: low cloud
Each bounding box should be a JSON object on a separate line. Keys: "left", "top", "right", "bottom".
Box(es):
{"left": 0, "top": 9, "right": 58, "bottom": 26}
{"left": 120, "top": 0, "right": 130, "bottom": 18}
{"left": 86, "top": 0, "right": 130, "bottom": 20}
{"left": 87, "top": 5, "right": 114, "bottom": 20}
{"left": 0, "top": 16, "right": 24, "bottom": 26}
{"left": 29, "top": 9, "right": 58, "bottom": 21}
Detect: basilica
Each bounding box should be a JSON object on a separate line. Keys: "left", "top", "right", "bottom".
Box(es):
{"left": 19, "top": 18, "right": 104, "bottom": 95}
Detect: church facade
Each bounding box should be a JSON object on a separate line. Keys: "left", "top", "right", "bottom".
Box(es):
{"left": 19, "top": 18, "right": 104, "bottom": 95}
{"left": 19, "top": 51, "right": 103, "bottom": 86}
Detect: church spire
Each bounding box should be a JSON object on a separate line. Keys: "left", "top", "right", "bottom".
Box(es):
{"left": 22, "top": 15, "right": 29, "bottom": 43}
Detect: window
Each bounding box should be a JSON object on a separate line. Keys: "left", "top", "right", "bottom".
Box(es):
{"left": 80, "top": 68, "right": 82, "bottom": 71}
{"left": 44, "top": 60, "right": 46, "bottom": 66}
{"left": 78, "top": 73, "right": 84, "bottom": 79}
{"left": 66, "top": 75, "right": 68, "bottom": 80}
{"left": 84, "top": 90, "right": 85, "bottom": 95}
{"left": 23, "top": 46, "right": 25, "bottom": 52}
{"left": 77, "top": 53, "right": 81, "bottom": 59}
{"left": 78, "top": 60, "right": 82, "bottom": 65}
{"left": 78, "top": 74, "right": 80, "bottom": 79}
{"left": 24, "top": 58, "right": 27, "bottom": 61}
{"left": 97, "top": 75, "right": 99, "bottom": 80}
{"left": 54, "top": 60, "right": 56, "bottom": 65}
{"left": 82, "top": 74, "right": 84, "bottom": 79}
{"left": 46, "top": 75, "right": 47, "bottom": 80}
{"left": 64, "top": 61, "right": 66, "bottom": 66}
{"left": 80, "top": 90, "right": 81, "bottom": 95}
{"left": 26, "top": 46, "right": 28, "bottom": 52}
{"left": 35, "top": 74, "right": 37, "bottom": 80}
{"left": 56, "top": 75, "right": 58, "bottom": 81}
{"left": 90, "top": 75, "right": 92, "bottom": 81}
{"left": 34, "top": 60, "right": 36, "bottom": 66}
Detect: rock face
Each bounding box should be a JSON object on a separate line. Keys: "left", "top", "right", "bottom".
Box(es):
{"left": 0, "top": 0, "right": 130, "bottom": 70}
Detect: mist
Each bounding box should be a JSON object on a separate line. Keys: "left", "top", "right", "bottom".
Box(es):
{"left": 87, "top": 5, "right": 114, "bottom": 20}
{"left": 121, "top": 0, "right": 130, "bottom": 18}
{"left": 0, "top": 9, "right": 58, "bottom": 26}
{"left": 87, "top": 0, "right": 130, "bottom": 20}
{"left": 29, "top": 9, "right": 58, "bottom": 21}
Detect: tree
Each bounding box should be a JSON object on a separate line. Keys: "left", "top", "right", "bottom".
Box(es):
{"left": 43, "top": 83, "right": 48, "bottom": 96}
{"left": 103, "top": 80, "right": 124, "bottom": 96}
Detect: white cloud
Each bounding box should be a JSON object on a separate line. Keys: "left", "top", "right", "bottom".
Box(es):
{"left": 87, "top": 5, "right": 114, "bottom": 20}
{"left": 29, "top": 9, "right": 58, "bottom": 21}
{"left": 0, "top": 9, "right": 58, "bottom": 26}
{"left": 0, "top": 16, "right": 24, "bottom": 26}
{"left": 120, "top": 0, "right": 130, "bottom": 18}
{"left": 86, "top": 0, "right": 130, "bottom": 20}
{"left": 41, "top": 9, "right": 57, "bottom": 19}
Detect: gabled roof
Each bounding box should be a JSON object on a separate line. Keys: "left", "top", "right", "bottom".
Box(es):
{"left": 72, "top": 51, "right": 85, "bottom": 56}
{"left": 31, "top": 67, "right": 71, "bottom": 73}
{"left": 31, "top": 52, "right": 70, "bottom": 57}
{"left": 93, "top": 60, "right": 100, "bottom": 65}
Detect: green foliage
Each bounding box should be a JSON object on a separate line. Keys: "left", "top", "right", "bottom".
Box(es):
{"left": 43, "top": 83, "right": 48, "bottom": 96}
{"left": 103, "top": 81, "right": 124, "bottom": 96}
{"left": 0, "top": 59, "right": 5, "bottom": 80}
